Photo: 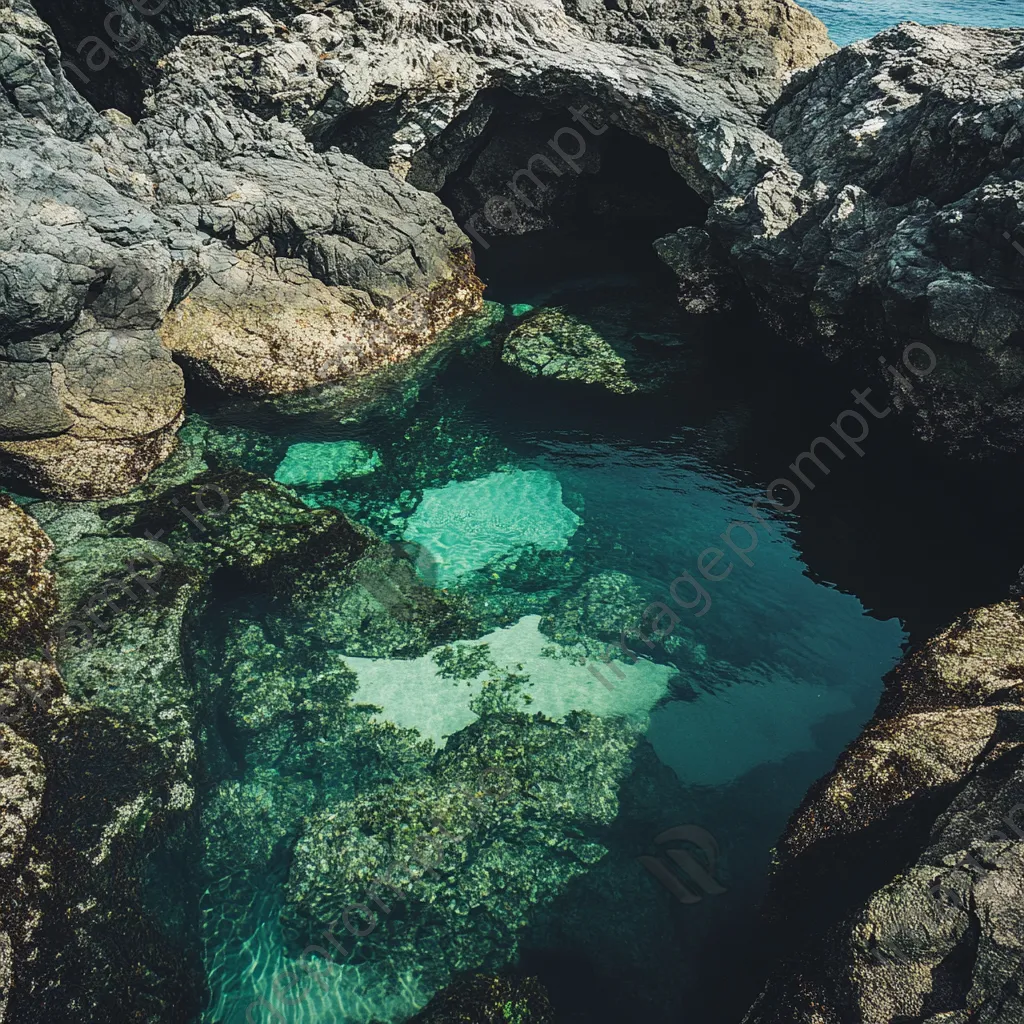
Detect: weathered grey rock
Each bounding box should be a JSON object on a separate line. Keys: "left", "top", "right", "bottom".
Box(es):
{"left": 167, "top": 0, "right": 804, "bottom": 201}
{"left": 0, "top": 0, "right": 843, "bottom": 499}
{"left": 0, "top": 0, "right": 482, "bottom": 497}
{"left": 743, "top": 601, "right": 1024, "bottom": 1024}
{"left": 708, "top": 24, "right": 1024, "bottom": 457}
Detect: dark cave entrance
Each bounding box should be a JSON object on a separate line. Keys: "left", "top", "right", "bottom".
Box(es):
{"left": 413, "top": 90, "right": 709, "bottom": 298}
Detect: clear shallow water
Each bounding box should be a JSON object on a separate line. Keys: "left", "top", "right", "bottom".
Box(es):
{"left": 183, "top": 275, "right": 918, "bottom": 1023}
{"left": 804, "top": 0, "right": 1023, "bottom": 44}
{"left": 178, "top": 239, "right": 1024, "bottom": 1020}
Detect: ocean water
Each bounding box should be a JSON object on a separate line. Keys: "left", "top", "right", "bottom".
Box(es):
{"left": 803, "top": 0, "right": 1024, "bottom": 45}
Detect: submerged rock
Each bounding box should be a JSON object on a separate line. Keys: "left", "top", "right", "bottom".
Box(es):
{"left": 0, "top": 488, "right": 204, "bottom": 1022}
{"left": 282, "top": 708, "right": 638, "bottom": 1006}
{"left": 501, "top": 303, "right": 697, "bottom": 395}
{"left": 410, "top": 973, "right": 554, "bottom": 1024}
{"left": 742, "top": 600, "right": 1024, "bottom": 1023}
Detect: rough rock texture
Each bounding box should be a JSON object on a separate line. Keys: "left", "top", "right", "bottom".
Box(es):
{"left": 654, "top": 226, "right": 742, "bottom": 313}
{"left": 0, "top": 0, "right": 840, "bottom": 499}
{"left": 501, "top": 305, "right": 694, "bottom": 393}
{"left": 157, "top": 0, "right": 805, "bottom": 202}
{"left": 283, "top": 707, "right": 638, "bottom": 1002}
{"left": 707, "top": 25, "right": 1024, "bottom": 457}
{"left": 0, "top": 0, "right": 482, "bottom": 497}
{"left": 743, "top": 600, "right": 1024, "bottom": 1024}
{"left": 560, "top": 0, "right": 834, "bottom": 74}
{"left": 0, "top": 497, "right": 56, "bottom": 656}
{"left": 0, "top": 491, "right": 205, "bottom": 1023}
{"left": 4, "top": 459, "right": 445, "bottom": 1023}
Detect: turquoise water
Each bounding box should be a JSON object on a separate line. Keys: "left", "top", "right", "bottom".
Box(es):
{"left": 183, "top": 272, "right": 918, "bottom": 1023}
{"left": 804, "top": 0, "right": 1023, "bottom": 44}
{"left": 179, "top": 233, "right": 1024, "bottom": 1019}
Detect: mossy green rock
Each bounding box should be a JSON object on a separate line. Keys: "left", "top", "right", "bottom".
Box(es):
{"left": 0, "top": 495, "right": 57, "bottom": 659}
{"left": 501, "top": 303, "right": 694, "bottom": 395}
{"left": 202, "top": 767, "right": 317, "bottom": 875}
{"left": 411, "top": 973, "right": 554, "bottom": 1023}
{"left": 502, "top": 308, "right": 639, "bottom": 394}
{"left": 283, "top": 710, "right": 637, "bottom": 994}
{"left": 117, "top": 470, "right": 373, "bottom": 580}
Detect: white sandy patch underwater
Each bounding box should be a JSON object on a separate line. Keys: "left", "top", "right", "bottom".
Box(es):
{"left": 274, "top": 440, "right": 381, "bottom": 485}
{"left": 403, "top": 469, "right": 581, "bottom": 585}
{"left": 345, "top": 614, "right": 675, "bottom": 745}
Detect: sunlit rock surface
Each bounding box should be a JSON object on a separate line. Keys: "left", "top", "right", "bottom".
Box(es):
{"left": 0, "top": 0, "right": 482, "bottom": 497}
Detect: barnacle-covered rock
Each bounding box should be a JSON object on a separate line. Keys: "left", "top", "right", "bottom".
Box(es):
{"left": 0, "top": 496, "right": 57, "bottom": 659}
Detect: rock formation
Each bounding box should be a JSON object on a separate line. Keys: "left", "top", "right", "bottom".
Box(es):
{"left": 704, "top": 24, "right": 1024, "bottom": 457}
{"left": 743, "top": 600, "right": 1024, "bottom": 1023}
{"left": 0, "top": 0, "right": 481, "bottom": 498}
{"left": 0, "top": 493, "right": 206, "bottom": 1022}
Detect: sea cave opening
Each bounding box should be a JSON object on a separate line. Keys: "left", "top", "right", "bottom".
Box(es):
{"left": 420, "top": 89, "right": 710, "bottom": 297}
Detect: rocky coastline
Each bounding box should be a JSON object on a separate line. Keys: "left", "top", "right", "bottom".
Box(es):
{"left": 1, "top": 0, "right": 1023, "bottom": 1021}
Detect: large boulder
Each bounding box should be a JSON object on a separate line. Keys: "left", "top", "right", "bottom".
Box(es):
{"left": 0, "top": 0, "right": 482, "bottom": 498}
{"left": 705, "top": 24, "right": 1024, "bottom": 457}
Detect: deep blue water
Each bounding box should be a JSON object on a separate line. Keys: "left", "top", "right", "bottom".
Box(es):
{"left": 805, "top": 0, "right": 1023, "bottom": 45}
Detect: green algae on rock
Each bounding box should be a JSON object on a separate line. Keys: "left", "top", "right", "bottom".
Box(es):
{"left": 282, "top": 708, "right": 638, "bottom": 1003}
{"left": 113, "top": 469, "right": 373, "bottom": 581}
{"left": 502, "top": 308, "right": 641, "bottom": 394}
{"left": 501, "top": 304, "right": 695, "bottom": 395}
{"left": 404, "top": 469, "right": 581, "bottom": 585}
{"left": 0, "top": 490, "right": 204, "bottom": 1023}
{"left": 540, "top": 569, "right": 708, "bottom": 667}
{"left": 289, "top": 539, "right": 476, "bottom": 658}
